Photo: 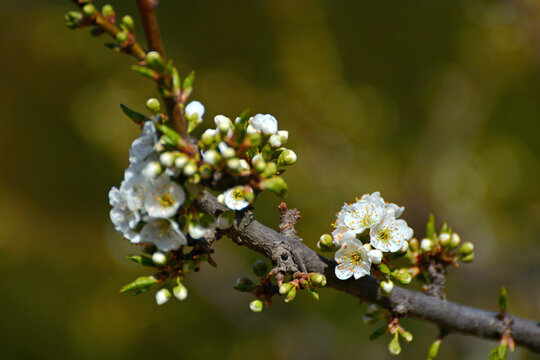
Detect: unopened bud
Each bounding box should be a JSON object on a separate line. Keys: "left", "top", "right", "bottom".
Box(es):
{"left": 142, "top": 161, "right": 162, "bottom": 179}
{"left": 458, "top": 241, "right": 474, "bottom": 256}
{"left": 145, "top": 98, "right": 160, "bottom": 114}
{"left": 159, "top": 152, "right": 175, "bottom": 167}
{"left": 183, "top": 160, "right": 197, "bottom": 176}
{"left": 309, "top": 273, "right": 327, "bottom": 287}
{"left": 173, "top": 282, "right": 188, "bottom": 300}
{"left": 319, "top": 234, "right": 333, "bottom": 247}
{"left": 250, "top": 299, "right": 264, "bottom": 313}
{"left": 253, "top": 157, "right": 267, "bottom": 173}
{"left": 82, "top": 4, "right": 96, "bottom": 17}
{"left": 439, "top": 232, "right": 450, "bottom": 246}
{"left": 380, "top": 280, "right": 394, "bottom": 296}
{"left": 394, "top": 269, "right": 412, "bottom": 285}
{"left": 238, "top": 159, "right": 250, "bottom": 173}
{"left": 152, "top": 251, "right": 167, "bottom": 266}
{"left": 115, "top": 31, "right": 127, "bottom": 43}
{"left": 234, "top": 276, "right": 254, "bottom": 291}
{"left": 450, "top": 233, "right": 461, "bottom": 249}
{"left": 217, "top": 121, "right": 230, "bottom": 135}
{"left": 277, "top": 149, "right": 297, "bottom": 166}
{"left": 246, "top": 124, "right": 259, "bottom": 135}
{"left": 284, "top": 286, "right": 297, "bottom": 303}
{"left": 369, "top": 249, "right": 383, "bottom": 264}
{"left": 269, "top": 134, "right": 282, "bottom": 148}
{"left": 218, "top": 142, "right": 235, "bottom": 159}
{"left": 388, "top": 333, "right": 401, "bottom": 355}
{"left": 277, "top": 130, "right": 289, "bottom": 143}
{"left": 174, "top": 154, "right": 188, "bottom": 169}
{"left": 400, "top": 240, "right": 409, "bottom": 252}
{"left": 217, "top": 194, "right": 225, "bottom": 204}
{"left": 261, "top": 162, "right": 277, "bottom": 177}
{"left": 399, "top": 329, "right": 413, "bottom": 342}
{"left": 102, "top": 4, "right": 115, "bottom": 18}
{"left": 420, "top": 238, "right": 434, "bottom": 252}
{"left": 279, "top": 282, "right": 295, "bottom": 296}
{"left": 261, "top": 176, "right": 288, "bottom": 197}
{"left": 409, "top": 238, "right": 419, "bottom": 251}
{"left": 226, "top": 158, "right": 240, "bottom": 171}
{"left": 201, "top": 129, "right": 217, "bottom": 146}
{"left": 121, "top": 15, "right": 134, "bottom": 30}
{"left": 460, "top": 252, "right": 475, "bottom": 263}
{"left": 145, "top": 51, "right": 164, "bottom": 72}
{"left": 199, "top": 164, "right": 213, "bottom": 179}
{"left": 252, "top": 260, "right": 268, "bottom": 277}
{"left": 155, "top": 288, "right": 172, "bottom": 306}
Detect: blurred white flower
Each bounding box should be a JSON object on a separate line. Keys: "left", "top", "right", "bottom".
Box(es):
{"left": 129, "top": 121, "right": 158, "bottom": 165}
{"left": 140, "top": 218, "right": 187, "bottom": 251}
{"left": 109, "top": 187, "right": 141, "bottom": 243}
{"left": 143, "top": 175, "right": 185, "bottom": 218}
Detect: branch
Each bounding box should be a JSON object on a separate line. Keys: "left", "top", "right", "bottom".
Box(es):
{"left": 197, "top": 191, "right": 540, "bottom": 354}
{"left": 136, "top": 0, "right": 187, "bottom": 137}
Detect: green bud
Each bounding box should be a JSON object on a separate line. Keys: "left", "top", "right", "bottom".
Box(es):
{"left": 439, "top": 232, "right": 451, "bottom": 247}
{"left": 261, "top": 161, "right": 277, "bottom": 178}
{"left": 308, "top": 289, "right": 320, "bottom": 301}
{"left": 309, "top": 273, "right": 327, "bottom": 287}
{"left": 458, "top": 241, "right": 474, "bottom": 255}
{"left": 460, "top": 252, "right": 475, "bottom": 263}
{"left": 427, "top": 339, "right": 441, "bottom": 360}
{"left": 145, "top": 98, "right": 160, "bottom": 114}
{"left": 183, "top": 71, "right": 195, "bottom": 95}
{"left": 234, "top": 276, "right": 255, "bottom": 292}
{"left": 173, "top": 282, "right": 188, "bottom": 300}
{"left": 279, "top": 282, "right": 295, "bottom": 296}
{"left": 498, "top": 286, "right": 508, "bottom": 313}
{"left": 399, "top": 329, "right": 413, "bottom": 343}
{"left": 380, "top": 280, "right": 394, "bottom": 296}
{"left": 489, "top": 345, "right": 508, "bottom": 360}
{"left": 252, "top": 260, "right": 268, "bottom": 277}
{"left": 127, "top": 254, "right": 154, "bottom": 267}
{"left": 394, "top": 269, "right": 412, "bottom": 285}
{"left": 121, "top": 15, "right": 134, "bottom": 30}
{"left": 115, "top": 31, "right": 127, "bottom": 43}
{"left": 183, "top": 160, "right": 198, "bottom": 177}
{"left": 277, "top": 149, "right": 297, "bottom": 166}
{"left": 409, "top": 238, "right": 419, "bottom": 251}
{"left": 250, "top": 299, "right": 264, "bottom": 313}
{"left": 146, "top": 51, "right": 164, "bottom": 72}
{"left": 82, "top": 4, "right": 96, "bottom": 17}
{"left": 388, "top": 333, "right": 401, "bottom": 355}
{"left": 449, "top": 233, "right": 461, "bottom": 249}
{"left": 319, "top": 234, "right": 333, "bottom": 247}
{"left": 253, "top": 157, "right": 267, "bottom": 174}
{"left": 199, "top": 164, "right": 213, "bottom": 179}
{"left": 439, "top": 221, "right": 450, "bottom": 234}
{"left": 261, "top": 176, "right": 288, "bottom": 197}
{"left": 102, "top": 4, "right": 115, "bottom": 19}
{"left": 378, "top": 263, "right": 391, "bottom": 275}
{"left": 247, "top": 133, "right": 262, "bottom": 147}
{"left": 284, "top": 286, "right": 297, "bottom": 303}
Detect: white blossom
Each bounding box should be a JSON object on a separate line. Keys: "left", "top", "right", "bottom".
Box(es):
{"left": 142, "top": 161, "right": 162, "bottom": 180}
{"left": 218, "top": 142, "right": 236, "bottom": 158}
{"left": 152, "top": 252, "right": 167, "bottom": 266}
{"left": 223, "top": 186, "right": 253, "bottom": 210}
{"left": 143, "top": 175, "right": 185, "bottom": 218}
{"left": 269, "top": 134, "right": 282, "bottom": 147}
{"left": 202, "top": 149, "right": 221, "bottom": 166}
{"left": 370, "top": 210, "right": 413, "bottom": 252}
{"left": 139, "top": 218, "right": 187, "bottom": 251}
{"left": 109, "top": 187, "right": 141, "bottom": 243}
{"left": 185, "top": 100, "right": 205, "bottom": 120}
{"left": 342, "top": 197, "right": 385, "bottom": 234}
{"left": 250, "top": 114, "right": 278, "bottom": 135}
{"left": 335, "top": 237, "right": 372, "bottom": 280}
{"left": 129, "top": 121, "right": 158, "bottom": 165}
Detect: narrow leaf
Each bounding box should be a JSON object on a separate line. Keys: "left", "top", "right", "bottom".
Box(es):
{"left": 426, "top": 214, "right": 435, "bottom": 239}
{"left": 369, "top": 324, "right": 387, "bottom": 341}
{"left": 120, "top": 104, "right": 149, "bottom": 124}
{"left": 498, "top": 286, "right": 508, "bottom": 313}
{"left": 131, "top": 65, "right": 158, "bottom": 80}
{"left": 128, "top": 254, "right": 154, "bottom": 267}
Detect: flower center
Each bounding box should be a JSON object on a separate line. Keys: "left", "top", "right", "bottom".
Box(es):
{"left": 378, "top": 228, "right": 392, "bottom": 242}
{"left": 158, "top": 193, "right": 174, "bottom": 208}
{"left": 232, "top": 189, "right": 244, "bottom": 200}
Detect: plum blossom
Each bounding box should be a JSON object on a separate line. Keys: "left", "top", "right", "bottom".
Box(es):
{"left": 129, "top": 121, "right": 158, "bottom": 165}
{"left": 250, "top": 114, "right": 278, "bottom": 135}
{"left": 143, "top": 175, "right": 185, "bottom": 219}
{"left": 370, "top": 210, "right": 413, "bottom": 252}
{"left": 109, "top": 187, "right": 141, "bottom": 243}
{"left": 335, "top": 237, "right": 372, "bottom": 280}
{"left": 223, "top": 185, "right": 254, "bottom": 210}
{"left": 140, "top": 217, "right": 187, "bottom": 251}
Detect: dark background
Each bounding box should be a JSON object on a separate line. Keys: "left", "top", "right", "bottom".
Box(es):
{"left": 0, "top": 0, "right": 538, "bottom": 359}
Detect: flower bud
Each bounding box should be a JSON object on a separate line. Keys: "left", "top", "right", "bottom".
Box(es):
{"left": 388, "top": 333, "right": 401, "bottom": 355}
{"left": 261, "top": 162, "right": 277, "bottom": 178}
{"left": 284, "top": 286, "right": 297, "bottom": 303}
{"left": 400, "top": 240, "right": 409, "bottom": 252}
{"left": 246, "top": 124, "right": 259, "bottom": 135}
{"left": 183, "top": 160, "right": 197, "bottom": 177}
{"left": 363, "top": 243, "right": 372, "bottom": 251}
{"left": 366, "top": 304, "right": 378, "bottom": 315}
{"left": 82, "top": 4, "right": 96, "bottom": 17}
{"left": 460, "top": 252, "right": 475, "bottom": 263}
{"left": 277, "top": 149, "right": 297, "bottom": 166}
{"left": 380, "top": 280, "right": 394, "bottom": 296}
{"left": 145, "top": 97, "right": 160, "bottom": 114}
{"left": 409, "top": 238, "right": 419, "bottom": 251}
{"left": 219, "top": 142, "right": 236, "bottom": 159}
{"left": 199, "top": 164, "right": 213, "bottom": 179}
{"left": 201, "top": 129, "right": 217, "bottom": 146}
{"left": 217, "top": 121, "right": 230, "bottom": 135}
{"left": 173, "top": 282, "right": 188, "bottom": 300}
{"left": 238, "top": 159, "right": 250, "bottom": 173}
{"left": 155, "top": 288, "right": 172, "bottom": 306}
{"left": 115, "top": 31, "right": 128, "bottom": 43}
{"left": 399, "top": 329, "right": 413, "bottom": 342}
{"left": 261, "top": 176, "right": 288, "bottom": 197}
{"left": 450, "top": 233, "right": 461, "bottom": 249}
{"left": 394, "top": 269, "right": 412, "bottom": 285}
{"left": 309, "top": 273, "right": 327, "bottom": 287}
{"left": 142, "top": 161, "right": 162, "bottom": 179}
{"left": 458, "top": 241, "right": 474, "bottom": 256}
{"left": 174, "top": 154, "right": 188, "bottom": 169}
{"left": 202, "top": 150, "right": 221, "bottom": 166}
{"left": 234, "top": 276, "right": 255, "bottom": 292}
{"left": 319, "top": 234, "right": 333, "bottom": 247}
{"left": 279, "top": 282, "right": 295, "bottom": 296}
{"left": 269, "top": 134, "right": 282, "bottom": 148}
{"left": 217, "top": 194, "right": 225, "bottom": 204}
{"left": 217, "top": 211, "right": 235, "bottom": 229}
{"left": 277, "top": 130, "right": 289, "bottom": 143}
{"left": 159, "top": 152, "right": 175, "bottom": 167}
{"left": 226, "top": 158, "right": 240, "bottom": 172}
{"left": 146, "top": 51, "right": 164, "bottom": 72}
{"left": 439, "top": 232, "right": 451, "bottom": 246}
{"left": 250, "top": 299, "right": 264, "bottom": 313}
{"left": 420, "top": 238, "right": 434, "bottom": 252}
{"left": 101, "top": 4, "right": 115, "bottom": 19}
{"left": 252, "top": 260, "right": 268, "bottom": 277}
{"left": 152, "top": 251, "right": 167, "bottom": 266}
{"left": 121, "top": 15, "right": 134, "bottom": 30}
{"left": 253, "top": 157, "right": 267, "bottom": 173}
{"left": 369, "top": 249, "right": 383, "bottom": 264}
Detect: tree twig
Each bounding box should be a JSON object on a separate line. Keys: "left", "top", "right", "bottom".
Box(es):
{"left": 198, "top": 191, "right": 540, "bottom": 354}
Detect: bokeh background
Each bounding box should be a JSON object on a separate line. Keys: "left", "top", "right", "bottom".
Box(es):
{"left": 1, "top": 0, "right": 539, "bottom": 359}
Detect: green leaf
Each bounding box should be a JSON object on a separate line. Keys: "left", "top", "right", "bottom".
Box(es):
{"left": 119, "top": 276, "right": 158, "bottom": 294}
{"left": 498, "top": 286, "right": 508, "bottom": 313}
{"left": 427, "top": 339, "right": 441, "bottom": 360}
{"left": 378, "top": 264, "right": 391, "bottom": 275}
{"left": 127, "top": 254, "right": 154, "bottom": 267}
{"left": 155, "top": 123, "right": 181, "bottom": 145}
{"left": 131, "top": 65, "right": 158, "bottom": 80}
{"left": 426, "top": 214, "right": 435, "bottom": 239}
{"left": 308, "top": 289, "right": 320, "bottom": 301}
{"left": 120, "top": 104, "right": 149, "bottom": 124}
{"left": 261, "top": 176, "right": 288, "bottom": 197}
{"left": 172, "top": 67, "right": 181, "bottom": 91}
{"left": 489, "top": 345, "right": 507, "bottom": 360}
{"left": 182, "top": 71, "right": 195, "bottom": 96}
{"left": 369, "top": 324, "right": 387, "bottom": 341}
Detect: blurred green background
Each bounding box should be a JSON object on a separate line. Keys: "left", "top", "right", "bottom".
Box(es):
{"left": 0, "top": 0, "right": 539, "bottom": 359}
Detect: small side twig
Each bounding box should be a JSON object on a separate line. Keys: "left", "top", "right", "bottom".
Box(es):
{"left": 278, "top": 202, "right": 301, "bottom": 240}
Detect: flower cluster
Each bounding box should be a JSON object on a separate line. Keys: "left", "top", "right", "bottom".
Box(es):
{"left": 330, "top": 192, "right": 413, "bottom": 281}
